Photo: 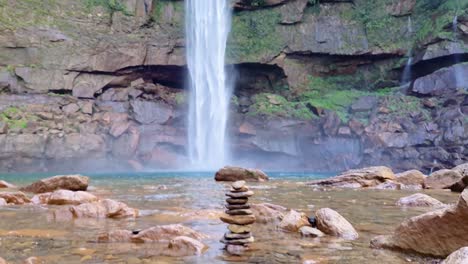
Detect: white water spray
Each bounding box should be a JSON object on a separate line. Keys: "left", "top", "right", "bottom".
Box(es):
{"left": 185, "top": 0, "right": 232, "bottom": 169}
{"left": 401, "top": 57, "right": 413, "bottom": 85}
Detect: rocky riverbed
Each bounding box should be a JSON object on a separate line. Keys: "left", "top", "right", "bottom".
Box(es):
{"left": 0, "top": 167, "right": 465, "bottom": 263}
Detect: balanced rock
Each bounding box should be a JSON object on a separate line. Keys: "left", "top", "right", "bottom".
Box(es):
{"left": 225, "top": 232, "right": 252, "bottom": 240}
{"left": 220, "top": 213, "right": 256, "bottom": 225}
{"left": 232, "top": 180, "right": 246, "bottom": 190}
{"left": 228, "top": 224, "right": 252, "bottom": 234}
{"left": 226, "top": 209, "right": 253, "bottom": 215}
{"left": 215, "top": 166, "right": 269, "bottom": 182}
{"left": 226, "top": 191, "right": 254, "bottom": 199}
{"left": 315, "top": 208, "right": 358, "bottom": 240}
{"left": 424, "top": 169, "right": 462, "bottom": 189}
{"left": 442, "top": 247, "right": 468, "bottom": 264}
{"left": 226, "top": 198, "right": 248, "bottom": 205}
{"left": 371, "top": 189, "right": 468, "bottom": 257}
{"left": 21, "top": 175, "right": 89, "bottom": 193}
{"left": 226, "top": 204, "right": 250, "bottom": 210}
{"left": 396, "top": 193, "right": 444, "bottom": 207}
{"left": 0, "top": 192, "right": 31, "bottom": 205}
{"left": 220, "top": 236, "right": 254, "bottom": 245}
{"left": 0, "top": 180, "right": 16, "bottom": 189}
{"left": 306, "top": 166, "right": 396, "bottom": 188}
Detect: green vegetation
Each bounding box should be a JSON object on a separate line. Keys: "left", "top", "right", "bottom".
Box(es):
{"left": 249, "top": 93, "right": 314, "bottom": 120}
{"left": 150, "top": 0, "right": 184, "bottom": 36}
{"left": 85, "top": 0, "right": 131, "bottom": 15}
{"left": 384, "top": 95, "right": 431, "bottom": 120}
{"left": 174, "top": 92, "right": 187, "bottom": 106}
{"left": 0, "top": 107, "right": 30, "bottom": 129}
{"left": 227, "top": 8, "right": 285, "bottom": 62}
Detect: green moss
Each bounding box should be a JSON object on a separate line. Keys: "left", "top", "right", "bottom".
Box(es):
{"left": 85, "top": 0, "right": 131, "bottom": 15}
{"left": 0, "top": 107, "right": 30, "bottom": 129}
{"left": 174, "top": 92, "right": 187, "bottom": 105}
{"left": 227, "top": 8, "right": 285, "bottom": 62}
{"left": 249, "top": 93, "right": 314, "bottom": 120}
{"left": 385, "top": 95, "right": 431, "bottom": 120}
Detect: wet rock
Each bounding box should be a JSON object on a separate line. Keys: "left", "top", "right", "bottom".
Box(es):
{"left": 442, "top": 247, "right": 468, "bottom": 264}
{"left": 98, "top": 224, "right": 207, "bottom": 243}
{"left": 0, "top": 198, "right": 6, "bottom": 206}
{"left": 251, "top": 203, "right": 288, "bottom": 224}
{"left": 220, "top": 214, "right": 256, "bottom": 225}
{"left": 424, "top": 169, "right": 463, "bottom": 189}
{"left": 21, "top": 175, "right": 89, "bottom": 194}
{"left": 299, "top": 226, "right": 324, "bottom": 238}
{"left": 228, "top": 224, "right": 252, "bottom": 234}
{"left": 371, "top": 189, "right": 468, "bottom": 257}
{"left": 0, "top": 180, "right": 15, "bottom": 188}
{"left": 215, "top": 166, "right": 269, "bottom": 182}
{"left": 0, "top": 192, "right": 31, "bottom": 204}
{"left": 450, "top": 175, "right": 468, "bottom": 193}
{"left": 47, "top": 190, "right": 98, "bottom": 205}
{"left": 306, "top": 166, "right": 395, "bottom": 188}
{"left": 278, "top": 210, "right": 311, "bottom": 232}
{"left": 395, "top": 170, "right": 426, "bottom": 186}
{"left": 315, "top": 208, "right": 358, "bottom": 240}
{"left": 167, "top": 236, "right": 208, "bottom": 257}
{"left": 396, "top": 193, "right": 444, "bottom": 207}
{"left": 54, "top": 199, "right": 138, "bottom": 220}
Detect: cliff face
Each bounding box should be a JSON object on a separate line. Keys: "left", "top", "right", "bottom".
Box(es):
{"left": 0, "top": 0, "right": 467, "bottom": 173}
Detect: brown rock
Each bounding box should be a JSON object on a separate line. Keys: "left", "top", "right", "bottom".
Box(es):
{"left": 299, "top": 226, "right": 325, "bottom": 238}
{"left": 225, "top": 209, "right": 253, "bottom": 216}
{"left": 442, "top": 247, "right": 468, "bottom": 264}
{"left": 48, "top": 190, "right": 98, "bottom": 205}
{"left": 220, "top": 213, "right": 256, "bottom": 225}
{"left": 21, "top": 175, "right": 89, "bottom": 194}
{"left": 230, "top": 186, "right": 249, "bottom": 192}
{"left": 215, "top": 166, "right": 269, "bottom": 182}
{"left": 453, "top": 163, "right": 468, "bottom": 177}
{"left": 220, "top": 236, "right": 254, "bottom": 245}
{"left": 316, "top": 208, "right": 358, "bottom": 240}
{"left": 306, "top": 166, "right": 396, "bottom": 188}
{"left": 232, "top": 180, "right": 246, "bottom": 190}
{"left": 226, "top": 244, "right": 247, "bottom": 256}
{"left": 395, "top": 170, "right": 426, "bottom": 186}
{"left": 396, "top": 193, "right": 444, "bottom": 207}
{"left": 0, "top": 192, "right": 31, "bottom": 205}
{"left": 278, "top": 210, "right": 311, "bottom": 232}
{"left": 370, "top": 189, "right": 468, "bottom": 257}
{"left": 0, "top": 257, "right": 5, "bottom": 264}
{"left": 166, "top": 236, "right": 208, "bottom": 257}
{"left": 224, "top": 232, "right": 252, "bottom": 240}
{"left": 424, "top": 169, "right": 462, "bottom": 189}
{"left": 251, "top": 203, "right": 288, "bottom": 224}
{"left": 24, "top": 257, "right": 41, "bottom": 264}
{"left": 226, "top": 204, "right": 250, "bottom": 210}
{"left": 374, "top": 181, "right": 401, "bottom": 190}
{"left": 31, "top": 193, "right": 52, "bottom": 205}
{"left": 97, "top": 230, "right": 133, "bottom": 242}
{"left": 0, "top": 198, "right": 6, "bottom": 206}
{"left": 0, "top": 180, "right": 16, "bottom": 189}
{"left": 54, "top": 199, "right": 138, "bottom": 220}
{"left": 226, "top": 191, "right": 254, "bottom": 199}
{"left": 228, "top": 224, "right": 252, "bottom": 234}
{"left": 226, "top": 198, "right": 248, "bottom": 205}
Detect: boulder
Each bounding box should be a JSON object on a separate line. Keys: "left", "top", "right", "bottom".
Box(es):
{"left": 371, "top": 189, "right": 468, "bottom": 257}
{"left": 53, "top": 199, "right": 138, "bottom": 220}
{"left": 166, "top": 236, "right": 208, "bottom": 257}
{"left": 0, "top": 180, "right": 15, "bottom": 188}
{"left": 31, "top": 193, "right": 52, "bottom": 205}
{"left": 0, "top": 198, "right": 6, "bottom": 206}
{"left": 250, "top": 203, "right": 288, "bottom": 224}
{"left": 424, "top": 169, "right": 462, "bottom": 189}
{"left": 453, "top": 163, "right": 468, "bottom": 177}
{"left": 306, "top": 166, "right": 395, "bottom": 188}
{"left": 47, "top": 190, "right": 98, "bottom": 205}
{"left": 412, "top": 63, "right": 468, "bottom": 96}
{"left": 21, "top": 175, "right": 89, "bottom": 194}
{"left": 396, "top": 193, "right": 444, "bottom": 207}
{"left": 0, "top": 257, "right": 5, "bottom": 264}
{"left": 442, "top": 247, "right": 468, "bottom": 264}
{"left": 315, "top": 208, "right": 358, "bottom": 240}
{"left": 0, "top": 192, "right": 31, "bottom": 205}
{"left": 395, "top": 170, "right": 426, "bottom": 186}
{"left": 215, "top": 166, "right": 269, "bottom": 182}
{"left": 451, "top": 164, "right": 468, "bottom": 192}
{"left": 278, "top": 210, "right": 311, "bottom": 232}
{"left": 130, "top": 100, "right": 173, "bottom": 125}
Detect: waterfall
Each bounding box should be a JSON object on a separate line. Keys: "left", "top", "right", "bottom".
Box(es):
{"left": 185, "top": 0, "right": 232, "bottom": 169}
{"left": 407, "top": 16, "right": 413, "bottom": 35}
{"left": 452, "top": 15, "right": 466, "bottom": 89}
{"left": 401, "top": 57, "right": 413, "bottom": 85}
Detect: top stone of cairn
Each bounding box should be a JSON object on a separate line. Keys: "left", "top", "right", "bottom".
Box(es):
{"left": 232, "top": 181, "right": 246, "bottom": 190}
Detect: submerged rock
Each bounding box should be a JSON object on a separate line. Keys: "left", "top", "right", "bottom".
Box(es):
{"left": 0, "top": 180, "right": 16, "bottom": 189}
{"left": 424, "top": 169, "right": 462, "bottom": 189}
{"left": 315, "top": 208, "right": 358, "bottom": 240}
{"left": 442, "top": 247, "right": 468, "bottom": 264}
{"left": 396, "top": 193, "right": 444, "bottom": 207}
{"left": 45, "top": 190, "right": 98, "bottom": 205}
{"left": 21, "top": 175, "right": 89, "bottom": 193}
{"left": 306, "top": 166, "right": 395, "bottom": 188}
{"left": 278, "top": 210, "right": 311, "bottom": 232}
{"left": 0, "top": 192, "right": 31, "bottom": 205}
{"left": 167, "top": 236, "right": 208, "bottom": 257}
{"left": 371, "top": 189, "right": 468, "bottom": 257}
{"left": 53, "top": 199, "right": 138, "bottom": 220}
{"left": 215, "top": 166, "right": 269, "bottom": 182}
{"left": 299, "top": 226, "right": 324, "bottom": 238}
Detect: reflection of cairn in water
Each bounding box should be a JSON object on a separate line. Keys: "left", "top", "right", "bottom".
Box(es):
{"left": 220, "top": 180, "right": 256, "bottom": 255}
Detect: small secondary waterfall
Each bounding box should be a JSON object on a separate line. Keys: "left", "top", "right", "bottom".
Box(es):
{"left": 401, "top": 16, "right": 413, "bottom": 85}
{"left": 452, "top": 15, "right": 466, "bottom": 89}
{"left": 185, "top": 0, "right": 232, "bottom": 169}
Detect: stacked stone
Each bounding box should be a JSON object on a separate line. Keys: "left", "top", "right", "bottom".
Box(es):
{"left": 220, "top": 180, "right": 256, "bottom": 255}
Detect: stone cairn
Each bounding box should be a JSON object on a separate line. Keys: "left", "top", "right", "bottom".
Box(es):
{"left": 220, "top": 180, "right": 256, "bottom": 255}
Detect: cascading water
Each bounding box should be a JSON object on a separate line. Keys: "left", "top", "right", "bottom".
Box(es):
{"left": 400, "top": 16, "right": 414, "bottom": 86}
{"left": 452, "top": 15, "right": 466, "bottom": 89}
{"left": 185, "top": 0, "right": 232, "bottom": 169}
